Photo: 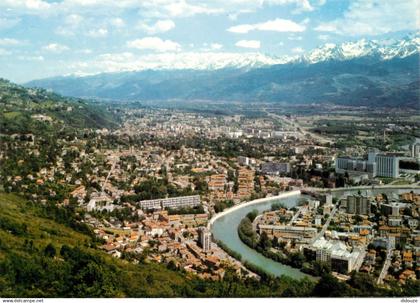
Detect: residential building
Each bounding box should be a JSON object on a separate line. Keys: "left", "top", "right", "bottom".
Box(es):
{"left": 139, "top": 195, "right": 201, "bottom": 210}
{"left": 198, "top": 227, "right": 212, "bottom": 252}
{"left": 335, "top": 151, "right": 399, "bottom": 178}
{"left": 261, "top": 162, "right": 290, "bottom": 175}
{"left": 345, "top": 195, "right": 371, "bottom": 215}
{"left": 376, "top": 154, "right": 399, "bottom": 178}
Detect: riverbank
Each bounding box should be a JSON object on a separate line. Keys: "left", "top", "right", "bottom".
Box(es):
{"left": 305, "top": 184, "right": 420, "bottom": 194}
{"left": 237, "top": 211, "right": 316, "bottom": 278}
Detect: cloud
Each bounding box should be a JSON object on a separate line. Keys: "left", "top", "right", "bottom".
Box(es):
{"left": 0, "top": 48, "right": 12, "bottom": 56}
{"left": 55, "top": 26, "right": 75, "bottom": 36}
{"left": 158, "top": 1, "right": 223, "bottom": 17}
{"left": 318, "top": 34, "right": 329, "bottom": 41}
{"left": 54, "top": 13, "right": 84, "bottom": 36}
{"left": 0, "top": 0, "right": 324, "bottom": 19}
{"left": 290, "top": 0, "right": 314, "bottom": 14}
{"left": 235, "top": 40, "right": 261, "bottom": 49}
{"left": 292, "top": 47, "right": 304, "bottom": 53}
{"left": 127, "top": 37, "right": 181, "bottom": 52}
{"left": 315, "top": 0, "right": 420, "bottom": 36}
{"left": 228, "top": 18, "right": 306, "bottom": 34}
{"left": 0, "top": 17, "right": 20, "bottom": 30}
{"left": 98, "top": 52, "right": 134, "bottom": 62}
{"left": 110, "top": 17, "right": 125, "bottom": 28}
{"left": 42, "top": 43, "right": 69, "bottom": 53}
{"left": 1, "top": 0, "right": 51, "bottom": 11}
{"left": 138, "top": 19, "right": 175, "bottom": 34}
{"left": 18, "top": 55, "right": 44, "bottom": 61}
{"left": 288, "top": 35, "right": 303, "bottom": 41}
{"left": 77, "top": 48, "right": 93, "bottom": 54}
{"left": 210, "top": 43, "right": 223, "bottom": 50}
{"left": 86, "top": 28, "right": 108, "bottom": 38}
{"left": 0, "top": 38, "right": 23, "bottom": 46}
{"left": 65, "top": 14, "right": 83, "bottom": 26}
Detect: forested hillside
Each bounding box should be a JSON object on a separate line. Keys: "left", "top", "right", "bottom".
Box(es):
{"left": 0, "top": 79, "right": 117, "bottom": 135}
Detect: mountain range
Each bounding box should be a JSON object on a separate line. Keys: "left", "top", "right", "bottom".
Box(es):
{"left": 26, "top": 34, "right": 420, "bottom": 108}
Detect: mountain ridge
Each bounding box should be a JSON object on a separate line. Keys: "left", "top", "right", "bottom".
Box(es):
{"left": 25, "top": 35, "right": 420, "bottom": 108}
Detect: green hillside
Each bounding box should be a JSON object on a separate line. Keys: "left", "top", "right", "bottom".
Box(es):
{"left": 0, "top": 78, "right": 117, "bottom": 135}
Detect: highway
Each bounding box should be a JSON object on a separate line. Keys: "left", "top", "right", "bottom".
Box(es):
{"left": 264, "top": 110, "right": 333, "bottom": 144}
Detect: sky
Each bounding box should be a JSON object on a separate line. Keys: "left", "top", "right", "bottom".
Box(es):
{"left": 0, "top": 0, "right": 419, "bottom": 83}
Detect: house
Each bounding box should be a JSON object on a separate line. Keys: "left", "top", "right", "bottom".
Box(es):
{"left": 399, "top": 269, "right": 416, "bottom": 284}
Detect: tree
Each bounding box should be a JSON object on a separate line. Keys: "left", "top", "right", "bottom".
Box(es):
{"left": 44, "top": 243, "right": 56, "bottom": 258}
{"left": 289, "top": 252, "right": 305, "bottom": 268}
{"left": 354, "top": 215, "right": 363, "bottom": 224}
{"left": 271, "top": 202, "right": 287, "bottom": 211}
{"left": 312, "top": 260, "right": 331, "bottom": 276}
{"left": 246, "top": 210, "right": 258, "bottom": 222}
{"left": 259, "top": 231, "right": 272, "bottom": 250}
{"left": 167, "top": 260, "right": 177, "bottom": 271}
{"left": 146, "top": 274, "right": 154, "bottom": 285}
{"left": 312, "top": 273, "right": 352, "bottom": 297}
{"left": 348, "top": 272, "right": 376, "bottom": 295}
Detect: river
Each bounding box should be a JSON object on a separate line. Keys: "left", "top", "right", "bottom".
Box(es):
{"left": 210, "top": 186, "right": 420, "bottom": 280}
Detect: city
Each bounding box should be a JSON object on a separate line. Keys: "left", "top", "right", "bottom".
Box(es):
{"left": 0, "top": 0, "right": 419, "bottom": 300}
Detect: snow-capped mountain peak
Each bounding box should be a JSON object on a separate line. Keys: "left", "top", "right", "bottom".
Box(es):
{"left": 302, "top": 34, "right": 419, "bottom": 64}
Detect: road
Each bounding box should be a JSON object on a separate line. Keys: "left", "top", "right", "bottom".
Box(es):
{"left": 377, "top": 249, "right": 393, "bottom": 285}
{"left": 288, "top": 205, "right": 307, "bottom": 226}
{"left": 101, "top": 158, "right": 117, "bottom": 193}
{"left": 353, "top": 249, "right": 367, "bottom": 272}
{"left": 311, "top": 205, "right": 337, "bottom": 243}
{"left": 264, "top": 110, "right": 333, "bottom": 144}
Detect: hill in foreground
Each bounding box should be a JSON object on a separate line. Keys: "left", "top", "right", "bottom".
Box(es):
{"left": 0, "top": 78, "right": 117, "bottom": 135}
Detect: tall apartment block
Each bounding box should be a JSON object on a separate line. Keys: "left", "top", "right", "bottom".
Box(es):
{"left": 198, "top": 227, "right": 212, "bottom": 252}
{"left": 345, "top": 195, "right": 371, "bottom": 215}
